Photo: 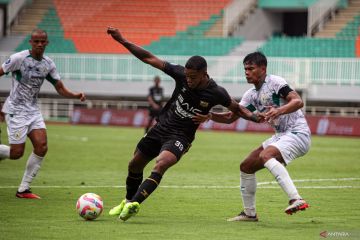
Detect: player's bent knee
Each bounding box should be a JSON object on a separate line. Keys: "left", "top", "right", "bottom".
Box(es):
{"left": 35, "top": 144, "right": 48, "bottom": 157}
{"left": 259, "top": 151, "right": 272, "bottom": 164}
{"left": 10, "top": 149, "right": 24, "bottom": 160}
{"left": 240, "top": 162, "right": 252, "bottom": 174}
{"left": 153, "top": 160, "right": 175, "bottom": 175}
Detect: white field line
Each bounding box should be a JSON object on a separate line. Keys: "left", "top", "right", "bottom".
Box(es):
{"left": 257, "top": 177, "right": 360, "bottom": 185}
{"left": 0, "top": 178, "right": 359, "bottom": 189}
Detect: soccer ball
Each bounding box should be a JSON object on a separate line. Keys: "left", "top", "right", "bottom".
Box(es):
{"left": 76, "top": 193, "right": 104, "bottom": 220}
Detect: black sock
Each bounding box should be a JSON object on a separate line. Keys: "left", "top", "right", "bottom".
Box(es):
{"left": 131, "top": 172, "right": 162, "bottom": 204}
{"left": 126, "top": 171, "right": 143, "bottom": 200}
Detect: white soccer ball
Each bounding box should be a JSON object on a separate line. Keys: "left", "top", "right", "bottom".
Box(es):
{"left": 76, "top": 193, "right": 104, "bottom": 220}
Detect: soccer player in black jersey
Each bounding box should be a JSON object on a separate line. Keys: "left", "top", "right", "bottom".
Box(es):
{"left": 107, "top": 26, "right": 261, "bottom": 221}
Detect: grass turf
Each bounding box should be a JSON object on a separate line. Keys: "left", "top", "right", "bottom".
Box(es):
{"left": 0, "top": 124, "right": 359, "bottom": 240}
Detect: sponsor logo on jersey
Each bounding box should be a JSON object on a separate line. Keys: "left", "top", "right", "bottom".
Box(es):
{"left": 175, "top": 94, "right": 202, "bottom": 118}
{"left": 199, "top": 101, "right": 209, "bottom": 108}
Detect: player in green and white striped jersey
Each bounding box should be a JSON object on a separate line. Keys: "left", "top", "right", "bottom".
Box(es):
{"left": 194, "top": 52, "right": 311, "bottom": 221}
{"left": 0, "top": 29, "right": 86, "bottom": 199}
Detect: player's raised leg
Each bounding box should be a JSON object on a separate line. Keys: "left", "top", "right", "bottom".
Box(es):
{"left": 262, "top": 145, "right": 309, "bottom": 215}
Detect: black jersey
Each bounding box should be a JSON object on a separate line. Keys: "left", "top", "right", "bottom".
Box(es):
{"left": 157, "top": 62, "right": 232, "bottom": 141}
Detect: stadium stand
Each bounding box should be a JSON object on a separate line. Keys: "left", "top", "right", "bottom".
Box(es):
{"left": 257, "top": 0, "right": 359, "bottom": 58}
{"left": 315, "top": 0, "right": 359, "bottom": 38}
{"left": 13, "top": 0, "right": 242, "bottom": 56}
{"left": 11, "top": 0, "right": 53, "bottom": 35}
{"left": 0, "top": 0, "right": 358, "bottom": 117}
{"left": 14, "top": 0, "right": 357, "bottom": 58}
{"left": 259, "top": 37, "right": 356, "bottom": 57}
{"left": 15, "top": 8, "right": 76, "bottom": 53}
{"left": 54, "top": 0, "right": 234, "bottom": 54}
{"left": 336, "top": 15, "right": 360, "bottom": 38}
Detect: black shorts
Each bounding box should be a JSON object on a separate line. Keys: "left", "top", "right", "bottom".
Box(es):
{"left": 136, "top": 124, "right": 192, "bottom": 161}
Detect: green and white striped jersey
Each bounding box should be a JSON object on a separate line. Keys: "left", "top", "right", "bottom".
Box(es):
{"left": 240, "top": 74, "right": 310, "bottom": 134}
{"left": 2, "top": 50, "right": 60, "bottom": 114}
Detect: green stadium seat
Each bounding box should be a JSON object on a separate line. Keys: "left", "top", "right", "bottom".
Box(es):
{"left": 259, "top": 37, "right": 355, "bottom": 58}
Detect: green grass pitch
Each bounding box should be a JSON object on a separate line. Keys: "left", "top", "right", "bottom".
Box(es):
{"left": 0, "top": 124, "right": 359, "bottom": 240}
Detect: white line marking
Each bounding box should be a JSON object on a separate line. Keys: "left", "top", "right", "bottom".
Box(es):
{"left": 52, "top": 134, "right": 88, "bottom": 142}
{"left": 257, "top": 177, "right": 360, "bottom": 185}
{"left": 0, "top": 178, "right": 359, "bottom": 189}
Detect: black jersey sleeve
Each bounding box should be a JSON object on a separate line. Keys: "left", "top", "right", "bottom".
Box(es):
{"left": 278, "top": 85, "right": 293, "bottom": 98}
{"left": 163, "top": 61, "right": 185, "bottom": 83}
{"left": 216, "top": 86, "right": 232, "bottom": 107}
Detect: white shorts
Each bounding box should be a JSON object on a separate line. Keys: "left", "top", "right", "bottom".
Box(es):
{"left": 262, "top": 132, "right": 311, "bottom": 165}
{"left": 5, "top": 112, "right": 46, "bottom": 144}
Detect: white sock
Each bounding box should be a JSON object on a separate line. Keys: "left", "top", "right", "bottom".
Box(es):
{"left": 0, "top": 144, "right": 10, "bottom": 160}
{"left": 18, "top": 152, "right": 44, "bottom": 192}
{"left": 240, "top": 171, "right": 257, "bottom": 216}
{"left": 264, "top": 158, "right": 301, "bottom": 200}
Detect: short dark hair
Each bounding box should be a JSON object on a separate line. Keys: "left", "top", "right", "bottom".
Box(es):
{"left": 31, "top": 29, "right": 48, "bottom": 38}
{"left": 243, "top": 52, "right": 267, "bottom": 67}
{"left": 185, "top": 55, "right": 207, "bottom": 71}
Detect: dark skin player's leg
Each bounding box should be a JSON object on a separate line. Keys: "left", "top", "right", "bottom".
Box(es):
{"left": 127, "top": 150, "right": 178, "bottom": 203}
{"left": 240, "top": 145, "right": 285, "bottom": 174}
{"left": 128, "top": 150, "right": 152, "bottom": 173}
{"left": 9, "top": 143, "right": 26, "bottom": 160}
{"left": 28, "top": 129, "right": 48, "bottom": 157}
{"left": 128, "top": 149, "right": 178, "bottom": 175}
{"left": 152, "top": 150, "right": 178, "bottom": 175}
{"left": 9, "top": 129, "right": 47, "bottom": 160}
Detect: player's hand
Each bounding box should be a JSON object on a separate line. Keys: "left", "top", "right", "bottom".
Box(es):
{"left": 256, "top": 112, "right": 266, "bottom": 123}
{"left": 192, "top": 113, "right": 210, "bottom": 124}
{"left": 264, "top": 106, "right": 280, "bottom": 122}
{"left": 78, "top": 92, "right": 86, "bottom": 102}
{"left": 107, "top": 26, "right": 124, "bottom": 43}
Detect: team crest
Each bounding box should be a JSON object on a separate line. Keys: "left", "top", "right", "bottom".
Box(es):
{"left": 199, "top": 101, "right": 209, "bottom": 108}
{"left": 14, "top": 130, "right": 21, "bottom": 140}
{"left": 259, "top": 93, "right": 270, "bottom": 105}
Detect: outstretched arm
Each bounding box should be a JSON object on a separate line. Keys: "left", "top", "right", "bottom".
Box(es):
{"left": 192, "top": 111, "right": 237, "bottom": 124}
{"left": 192, "top": 99, "right": 264, "bottom": 124}
{"left": 107, "top": 26, "right": 165, "bottom": 70}
{"left": 55, "top": 80, "right": 86, "bottom": 101}
{"left": 227, "top": 99, "right": 264, "bottom": 123}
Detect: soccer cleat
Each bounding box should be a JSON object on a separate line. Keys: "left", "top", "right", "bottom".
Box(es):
{"left": 109, "top": 199, "right": 127, "bottom": 216}
{"left": 285, "top": 199, "right": 309, "bottom": 215}
{"left": 227, "top": 211, "right": 258, "bottom": 222}
{"left": 119, "top": 202, "right": 140, "bottom": 221}
{"left": 15, "top": 189, "right": 41, "bottom": 199}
